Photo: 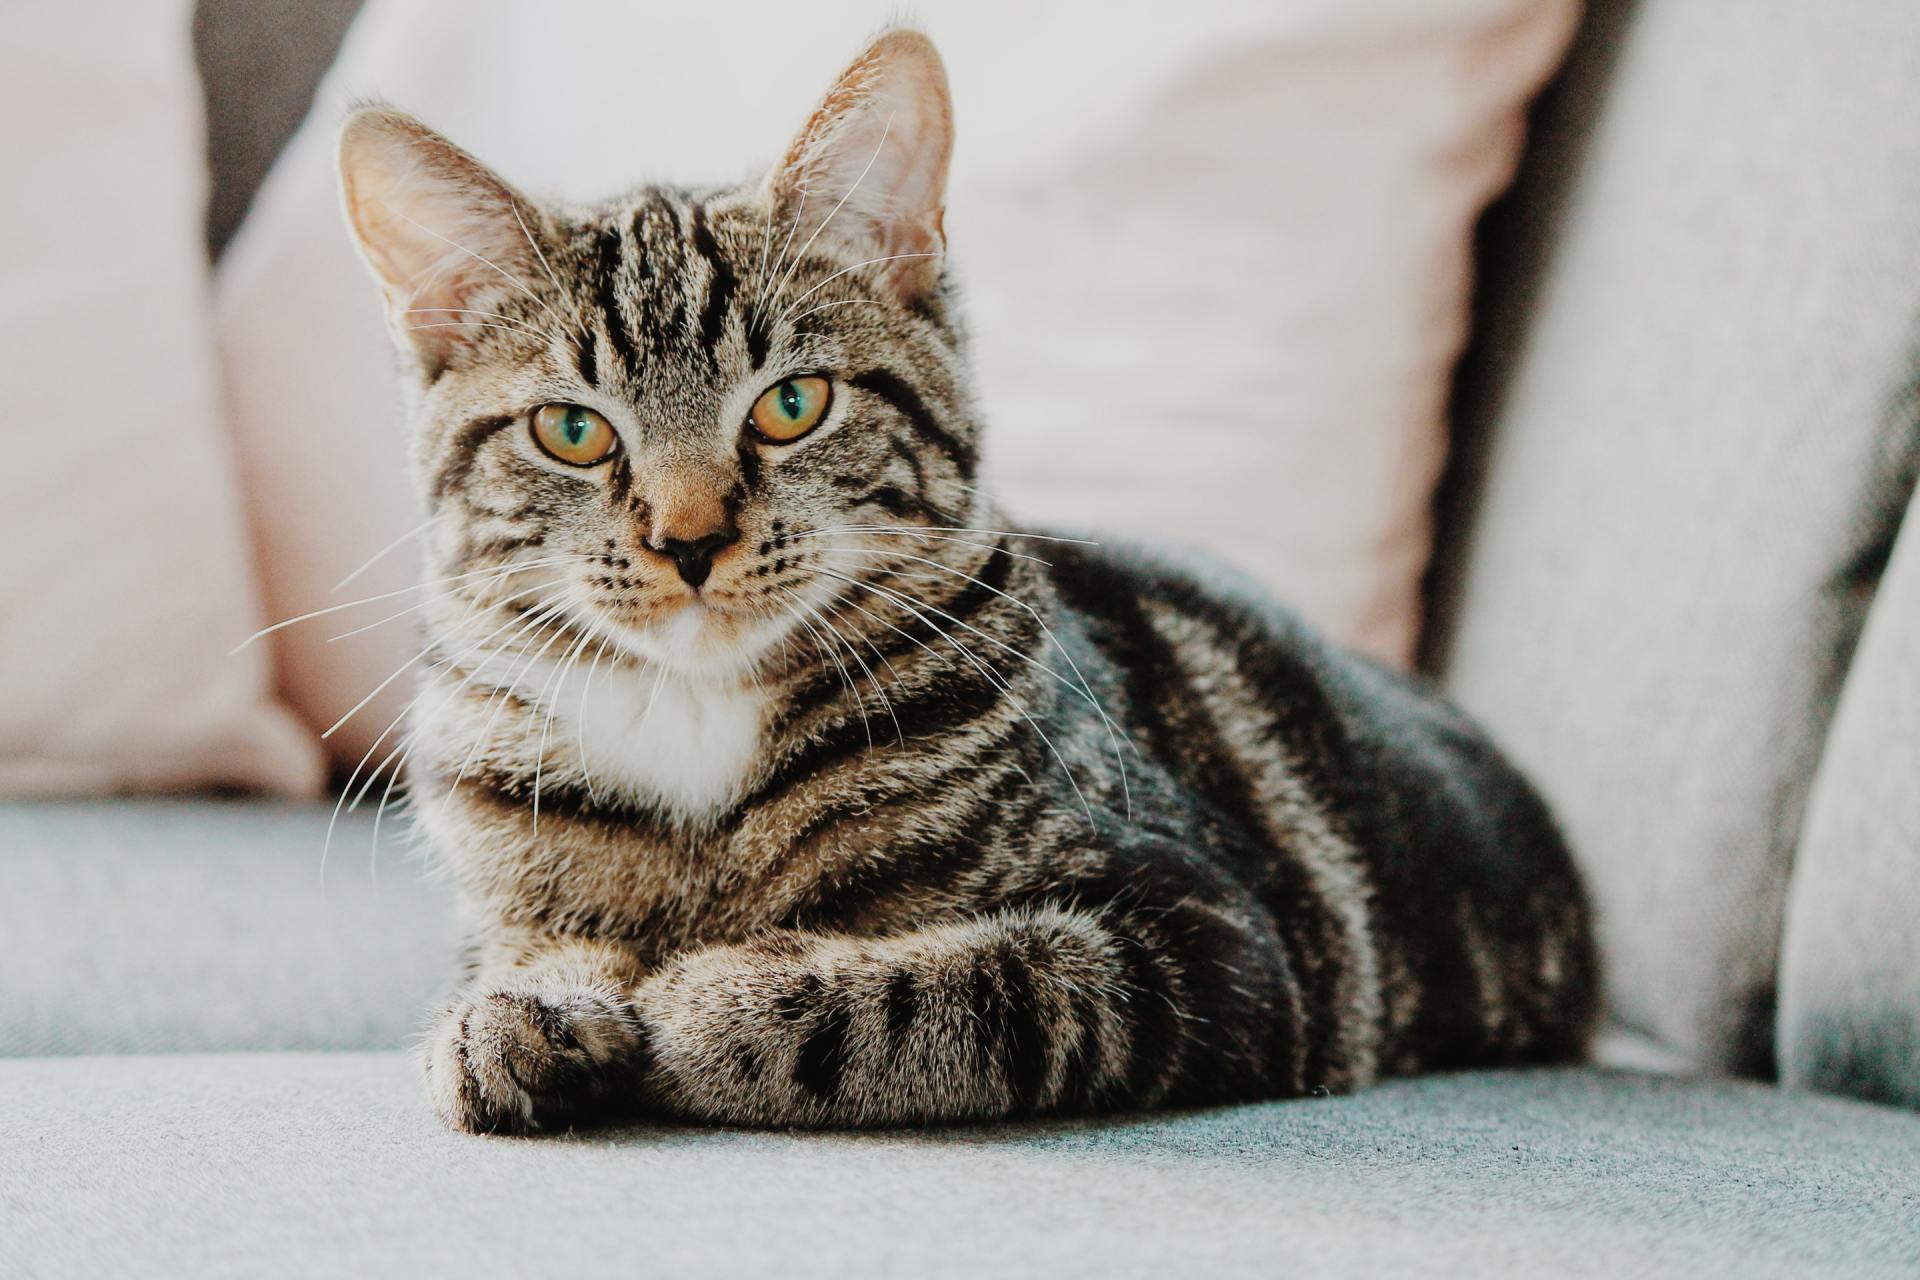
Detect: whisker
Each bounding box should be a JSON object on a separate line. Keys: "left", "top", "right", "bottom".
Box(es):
{"left": 368, "top": 729, "right": 417, "bottom": 887}
{"left": 400, "top": 306, "right": 570, "bottom": 351}
{"left": 755, "top": 187, "right": 809, "bottom": 327}
{"left": 839, "top": 544, "right": 1134, "bottom": 818}
{"left": 804, "top": 590, "right": 902, "bottom": 747}
{"left": 390, "top": 207, "right": 562, "bottom": 325}
{"left": 405, "top": 321, "right": 553, "bottom": 342}
{"left": 233, "top": 555, "right": 591, "bottom": 653}
{"left": 575, "top": 632, "right": 616, "bottom": 804}
{"left": 819, "top": 534, "right": 1052, "bottom": 567}
{"left": 797, "top": 525, "right": 1099, "bottom": 547}
{"left": 325, "top": 573, "right": 553, "bottom": 644}
{"left": 333, "top": 515, "right": 441, "bottom": 592}
{"left": 530, "top": 626, "right": 598, "bottom": 832}
{"left": 769, "top": 112, "right": 896, "bottom": 305}
{"left": 749, "top": 186, "right": 777, "bottom": 331}
{"left": 820, "top": 569, "right": 1097, "bottom": 829}
{"left": 775, "top": 252, "right": 939, "bottom": 324}
{"left": 320, "top": 588, "right": 569, "bottom": 882}
{"left": 785, "top": 298, "right": 886, "bottom": 327}
{"left": 448, "top": 601, "right": 580, "bottom": 797}
{"left": 785, "top": 593, "right": 871, "bottom": 752}
{"left": 510, "top": 198, "right": 566, "bottom": 295}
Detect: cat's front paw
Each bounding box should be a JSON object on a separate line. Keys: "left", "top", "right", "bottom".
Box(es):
{"left": 422, "top": 984, "right": 647, "bottom": 1135}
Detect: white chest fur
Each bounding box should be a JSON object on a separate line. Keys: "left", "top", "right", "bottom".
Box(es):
{"left": 530, "top": 655, "right": 768, "bottom": 817}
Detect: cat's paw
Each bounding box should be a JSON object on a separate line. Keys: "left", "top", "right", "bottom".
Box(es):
{"left": 421, "top": 984, "right": 647, "bottom": 1135}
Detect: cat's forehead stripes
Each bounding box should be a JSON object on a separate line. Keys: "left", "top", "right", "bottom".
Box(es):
{"left": 566, "top": 188, "right": 758, "bottom": 397}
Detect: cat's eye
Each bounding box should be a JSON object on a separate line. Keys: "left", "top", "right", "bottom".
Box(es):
{"left": 748, "top": 376, "right": 832, "bottom": 444}
{"left": 531, "top": 404, "right": 618, "bottom": 466}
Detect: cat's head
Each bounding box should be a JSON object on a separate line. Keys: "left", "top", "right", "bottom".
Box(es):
{"left": 337, "top": 29, "right": 976, "bottom": 681}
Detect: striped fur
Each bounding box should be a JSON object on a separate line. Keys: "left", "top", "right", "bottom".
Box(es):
{"left": 338, "top": 29, "right": 1598, "bottom": 1135}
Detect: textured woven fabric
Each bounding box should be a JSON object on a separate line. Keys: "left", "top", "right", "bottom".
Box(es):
{"left": 1779, "top": 480, "right": 1920, "bottom": 1109}
{"left": 0, "top": 799, "right": 455, "bottom": 1055}
{"left": 1432, "top": 0, "right": 1920, "bottom": 1073}
{"left": 3, "top": 1055, "right": 1916, "bottom": 1279}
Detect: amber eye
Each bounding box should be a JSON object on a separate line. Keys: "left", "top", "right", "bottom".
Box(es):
{"left": 531, "top": 404, "right": 618, "bottom": 465}
{"left": 748, "top": 376, "right": 832, "bottom": 443}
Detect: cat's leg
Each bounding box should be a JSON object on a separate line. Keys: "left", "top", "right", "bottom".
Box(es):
{"left": 630, "top": 900, "right": 1293, "bottom": 1127}
{"left": 426, "top": 896, "right": 1295, "bottom": 1134}
{"left": 421, "top": 932, "right": 651, "bottom": 1135}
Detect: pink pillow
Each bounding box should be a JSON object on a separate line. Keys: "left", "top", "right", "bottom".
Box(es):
{"left": 216, "top": 0, "right": 1575, "bottom": 771}
{"left": 0, "top": 2, "right": 321, "bottom": 796}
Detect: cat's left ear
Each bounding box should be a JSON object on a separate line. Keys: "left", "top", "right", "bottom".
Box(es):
{"left": 766, "top": 28, "right": 954, "bottom": 298}
{"left": 336, "top": 106, "right": 549, "bottom": 370}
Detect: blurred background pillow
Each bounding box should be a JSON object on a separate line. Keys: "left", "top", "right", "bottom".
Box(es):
{"left": 0, "top": 1, "right": 320, "bottom": 797}
{"left": 211, "top": 0, "right": 1576, "bottom": 771}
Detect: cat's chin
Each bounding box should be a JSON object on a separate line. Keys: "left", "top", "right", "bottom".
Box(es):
{"left": 599, "top": 597, "right": 794, "bottom": 685}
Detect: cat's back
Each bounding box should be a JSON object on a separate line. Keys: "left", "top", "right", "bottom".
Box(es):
{"left": 1041, "top": 532, "right": 1600, "bottom": 1071}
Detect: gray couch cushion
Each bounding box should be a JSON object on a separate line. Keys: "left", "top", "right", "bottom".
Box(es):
{"left": 1779, "top": 481, "right": 1920, "bottom": 1109}
{"left": 0, "top": 799, "right": 454, "bottom": 1054}
{"left": 3, "top": 1056, "right": 1916, "bottom": 1278}
{"left": 1431, "top": 0, "right": 1920, "bottom": 1073}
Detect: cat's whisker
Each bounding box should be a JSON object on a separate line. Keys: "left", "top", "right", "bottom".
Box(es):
{"left": 785, "top": 298, "right": 886, "bottom": 327}
{"left": 575, "top": 633, "right": 616, "bottom": 805}
{"left": 769, "top": 112, "right": 896, "bottom": 305}
{"left": 326, "top": 572, "right": 552, "bottom": 644}
{"left": 333, "top": 515, "right": 442, "bottom": 593}
{"left": 406, "top": 321, "right": 555, "bottom": 343}
{"left": 326, "top": 586, "right": 579, "bottom": 876}
{"left": 449, "top": 600, "right": 581, "bottom": 798}
{"left": 322, "top": 591, "right": 564, "bottom": 742}
{"left": 829, "top": 544, "right": 1133, "bottom": 817}
{"left": 368, "top": 729, "right": 418, "bottom": 887}
{"left": 796, "top": 525, "right": 1099, "bottom": 547}
{"left": 788, "top": 586, "right": 900, "bottom": 748}
{"left": 813, "top": 588, "right": 908, "bottom": 742}
{"left": 815, "top": 532, "right": 1052, "bottom": 567}
{"left": 401, "top": 307, "right": 566, "bottom": 348}
{"left": 531, "top": 626, "right": 599, "bottom": 832}
{"left": 389, "top": 207, "right": 563, "bottom": 325}
{"left": 510, "top": 198, "right": 566, "bottom": 295}
{"left": 749, "top": 188, "right": 777, "bottom": 331}
{"left": 818, "top": 569, "right": 1097, "bottom": 830}
{"left": 234, "top": 555, "right": 591, "bottom": 653}
{"left": 754, "top": 187, "right": 809, "bottom": 328}
{"left": 784, "top": 593, "right": 871, "bottom": 752}
{"left": 774, "top": 252, "right": 939, "bottom": 324}
{"left": 636, "top": 661, "right": 673, "bottom": 737}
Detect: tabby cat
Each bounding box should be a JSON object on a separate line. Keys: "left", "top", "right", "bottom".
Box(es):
{"left": 334, "top": 28, "right": 1598, "bottom": 1135}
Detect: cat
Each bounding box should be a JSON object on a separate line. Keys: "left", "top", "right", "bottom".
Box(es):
{"left": 334, "top": 27, "right": 1598, "bottom": 1135}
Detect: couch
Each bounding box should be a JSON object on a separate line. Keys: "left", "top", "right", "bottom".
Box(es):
{"left": 5, "top": 1, "right": 1918, "bottom": 1275}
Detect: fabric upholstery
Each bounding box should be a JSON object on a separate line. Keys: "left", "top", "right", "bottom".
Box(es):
{"left": 211, "top": 0, "right": 1575, "bottom": 771}
{"left": 1431, "top": 0, "right": 1920, "bottom": 1074}
{"left": 0, "top": 799, "right": 454, "bottom": 1055}
{"left": 1778, "top": 479, "right": 1920, "bottom": 1109}
{"left": 193, "top": 0, "right": 364, "bottom": 256}
{"left": 3, "top": 1055, "right": 1917, "bottom": 1278}
{"left": 0, "top": 2, "right": 321, "bottom": 798}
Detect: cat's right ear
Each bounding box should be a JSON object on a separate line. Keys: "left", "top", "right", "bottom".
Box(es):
{"left": 336, "top": 107, "right": 547, "bottom": 371}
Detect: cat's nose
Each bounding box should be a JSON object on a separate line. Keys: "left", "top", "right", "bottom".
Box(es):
{"left": 649, "top": 529, "right": 738, "bottom": 588}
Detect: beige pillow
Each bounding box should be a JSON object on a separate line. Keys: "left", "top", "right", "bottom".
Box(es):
{"left": 0, "top": 2, "right": 321, "bottom": 796}
{"left": 216, "top": 0, "right": 1575, "bottom": 770}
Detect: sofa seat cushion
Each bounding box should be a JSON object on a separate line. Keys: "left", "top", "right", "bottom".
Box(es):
{"left": 0, "top": 798, "right": 455, "bottom": 1055}
{"left": 3, "top": 1056, "right": 1915, "bottom": 1278}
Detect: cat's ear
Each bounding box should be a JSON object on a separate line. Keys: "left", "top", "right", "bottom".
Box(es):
{"left": 336, "top": 106, "right": 547, "bottom": 368}
{"left": 766, "top": 28, "right": 953, "bottom": 297}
